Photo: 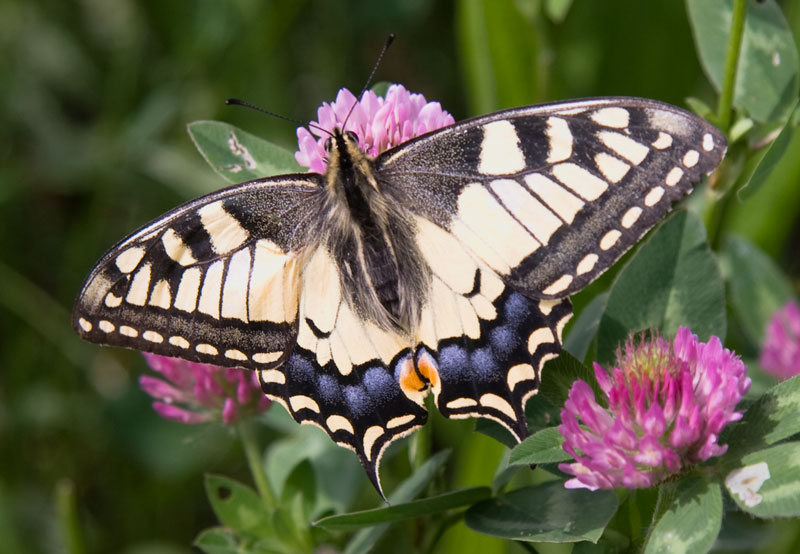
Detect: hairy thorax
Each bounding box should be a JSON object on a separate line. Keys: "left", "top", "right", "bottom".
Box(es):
{"left": 316, "top": 131, "right": 430, "bottom": 334}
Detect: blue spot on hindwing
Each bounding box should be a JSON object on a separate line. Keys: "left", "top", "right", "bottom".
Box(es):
{"left": 489, "top": 324, "right": 518, "bottom": 358}
{"left": 503, "top": 292, "right": 532, "bottom": 327}
{"left": 316, "top": 374, "right": 341, "bottom": 404}
{"left": 285, "top": 354, "right": 316, "bottom": 385}
{"left": 437, "top": 344, "right": 469, "bottom": 381}
{"left": 470, "top": 346, "right": 499, "bottom": 380}
{"left": 364, "top": 366, "right": 394, "bottom": 402}
{"left": 344, "top": 385, "right": 371, "bottom": 416}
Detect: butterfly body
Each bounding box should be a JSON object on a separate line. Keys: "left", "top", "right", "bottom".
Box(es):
{"left": 74, "top": 96, "right": 726, "bottom": 495}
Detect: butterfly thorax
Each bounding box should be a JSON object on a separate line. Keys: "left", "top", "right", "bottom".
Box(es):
{"left": 319, "top": 129, "right": 429, "bottom": 333}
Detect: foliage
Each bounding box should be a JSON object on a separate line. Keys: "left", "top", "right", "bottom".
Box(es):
{"left": 2, "top": 1, "right": 800, "bottom": 553}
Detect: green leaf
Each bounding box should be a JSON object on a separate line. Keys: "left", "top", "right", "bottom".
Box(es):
{"left": 343, "top": 450, "right": 451, "bottom": 554}
{"left": 564, "top": 292, "right": 608, "bottom": 362}
{"left": 720, "top": 235, "right": 796, "bottom": 344}
{"left": 687, "top": 0, "right": 799, "bottom": 123}
{"left": 724, "top": 442, "right": 800, "bottom": 518}
{"left": 280, "top": 460, "right": 315, "bottom": 522}
{"left": 643, "top": 477, "right": 722, "bottom": 554}
{"left": 539, "top": 350, "right": 599, "bottom": 409}
{"left": 187, "top": 120, "right": 301, "bottom": 184}
{"left": 465, "top": 480, "right": 617, "bottom": 542}
{"left": 723, "top": 376, "right": 800, "bottom": 463}
{"left": 597, "top": 210, "right": 725, "bottom": 364}
{"left": 194, "top": 527, "right": 241, "bottom": 554}
{"left": 315, "top": 487, "right": 490, "bottom": 531}
{"left": 509, "top": 427, "right": 569, "bottom": 465}
{"left": 739, "top": 100, "right": 800, "bottom": 200}
{"left": 204, "top": 475, "right": 271, "bottom": 537}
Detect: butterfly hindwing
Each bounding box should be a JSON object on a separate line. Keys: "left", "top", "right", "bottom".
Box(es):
{"left": 73, "top": 176, "right": 321, "bottom": 369}
{"left": 377, "top": 97, "right": 726, "bottom": 299}
{"left": 259, "top": 245, "right": 427, "bottom": 495}
{"left": 411, "top": 216, "right": 572, "bottom": 439}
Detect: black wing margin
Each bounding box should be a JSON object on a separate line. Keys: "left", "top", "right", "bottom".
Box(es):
{"left": 73, "top": 175, "right": 322, "bottom": 370}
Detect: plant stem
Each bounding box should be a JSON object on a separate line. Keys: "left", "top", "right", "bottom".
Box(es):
{"left": 641, "top": 480, "right": 679, "bottom": 550}
{"left": 717, "top": 0, "right": 747, "bottom": 133}
{"left": 237, "top": 420, "right": 277, "bottom": 511}
{"left": 56, "top": 479, "right": 87, "bottom": 554}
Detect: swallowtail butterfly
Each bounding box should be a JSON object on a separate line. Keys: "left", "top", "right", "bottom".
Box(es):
{"left": 74, "top": 96, "right": 725, "bottom": 495}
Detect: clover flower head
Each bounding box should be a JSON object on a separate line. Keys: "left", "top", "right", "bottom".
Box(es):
{"left": 139, "top": 354, "right": 270, "bottom": 425}
{"left": 558, "top": 327, "right": 750, "bottom": 490}
{"left": 759, "top": 300, "right": 800, "bottom": 380}
{"left": 295, "top": 84, "right": 455, "bottom": 173}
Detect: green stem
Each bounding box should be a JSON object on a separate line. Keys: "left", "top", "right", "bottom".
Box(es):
{"left": 627, "top": 490, "right": 641, "bottom": 544}
{"left": 56, "top": 479, "right": 87, "bottom": 554}
{"left": 237, "top": 420, "right": 277, "bottom": 511}
{"left": 716, "top": 0, "right": 747, "bottom": 133}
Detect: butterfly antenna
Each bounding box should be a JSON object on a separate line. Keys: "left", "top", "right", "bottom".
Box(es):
{"left": 226, "top": 98, "right": 332, "bottom": 137}
{"left": 342, "top": 33, "right": 396, "bottom": 129}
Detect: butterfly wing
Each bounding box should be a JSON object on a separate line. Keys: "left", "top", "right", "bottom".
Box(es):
{"left": 73, "top": 175, "right": 321, "bottom": 369}
{"left": 259, "top": 245, "right": 426, "bottom": 496}
{"left": 377, "top": 97, "right": 726, "bottom": 298}
{"left": 376, "top": 97, "right": 726, "bottom": 439}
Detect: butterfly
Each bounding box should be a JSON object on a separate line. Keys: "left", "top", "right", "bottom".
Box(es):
{"left": 73, "top": 95, "right": 726, "bottom": 496}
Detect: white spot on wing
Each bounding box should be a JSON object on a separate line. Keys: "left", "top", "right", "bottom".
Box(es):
{"left": 169, "top": 336, "right": 190, "bottom": 349}
{"left": 162, "top": 229, "right": 197, "bottom": 266}
{"left": 576, "top": 253, "right": 599, "bottom": 275}
{"left": 491, "top": 179, "right": 563, "bottom": 245}
{"left": 126, "top": 263, "right": 152, "bottom": 306}
{"left": 542, "top": 274, "right": 573, "bottom": 295}
{"left": 290, "top": 395, "right": 320, "bottom": 414}
{"left": 702, "top": 133, "right": 714, "bottom": 152}
{"left": 600, "top": 230, "right": 622, "bottom": 250}
{"left": 386, "top": 414, "right": 416, "bottom": 429}
{"left": 149, "top": 279, "right": 171, "bottom": 309}
{"left": 528, "top": 327, "right": 555, "bottom": 353}
{"left": 174, "top": 267, "right": 202, "bottom": 312}
{"left": 99, "top": 320, "right": 115, "bottom": 333}
{"left": 225, "top": 349, "right": 247, "bottom": 361}
{"left": 327, "top": 415, "right": 354, "bottom": 434}
{"left": 552, "top": 163, "right": 609, "bottom": 201}
{"left": 652, "top": 132, "right": 673, "bottom": 150}
{"left": 363, "top": 425, "right": 385, "bottom": 461}
{"left": 78, "top": 318, "right": 92, "bottom": 332}
{"left": 198, "top": 201, "right": 249, "bottom": 255}
{"left": 143, "top": 330, "right": 163, "bottom": 343}
{"left": 665, "top": 167, "right": 684, "bottom": 187}
{"left": 591, "top": 107, "right": 629, "bottom": 128}
{"left": 221, "top": 248, "right": 251, "bottom": 322}
{"left": 119, "top": 325, "right": 138, "bottom": 337}
{"left": 644, "top": 186, "right": 665, "bottom": 207}
{"left": 621, "top": 206, "right": 643, "bottom": 228}
{"left": 479, "top": 393, "right": 517, "bottom": 420}
{"left": 260, "top": 368, "right": 285, "bottom": 383}
{"left": 115, "top": 247, "right": 145, "bottom": 274}
{"left": 198, "top": 261, "right": 224, "bottom": 319}
{"left": 456, "top": 184, "right": 541, "bottom": 271}
{"left": 594, "top": 152, "right": 630, "bottom": 183}
{"left": 253, "top": 351, "right": 283, "bottom": 364}
{"left": 524, "top": 174, "right": 585, "bottom": 223}
{"left": 546, "top": 117, "right": 572, "bottom": 163}
{"left": 196, "top": 343, "right": 218, "bottom": 355}
{"left": 478, "top": 120, "right": 525, "bottom": 175}
{"left": 682, "top": 150, "right": 699, "bottom": 168}
{"left": 598, "top": 131, "right": 649, "bottom": 165}
{"left": 506, "top": 363, "right": 536, "bottom": 392}
{"left": 446, "top": 397, "right": 478, "bottom": 409}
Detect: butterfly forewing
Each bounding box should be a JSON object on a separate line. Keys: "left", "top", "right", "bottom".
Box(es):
{"left": 377, "top": 97, "right": 726, "bottom": 299}
{"left": 73, "top": 176, "right": 321, "bottom": 368}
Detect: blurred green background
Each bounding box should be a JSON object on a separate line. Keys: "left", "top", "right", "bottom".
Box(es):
{"left": 2, "top": 0, "right": 799, "bottom": 552}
